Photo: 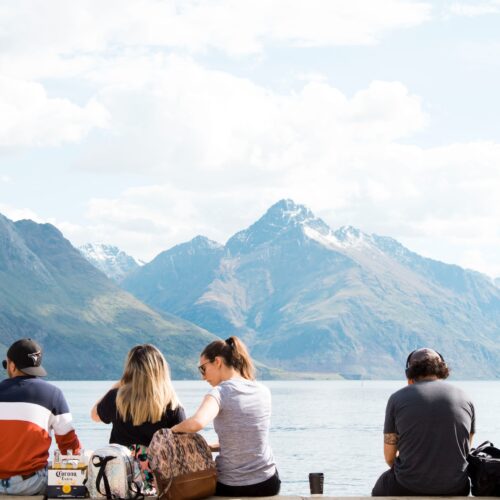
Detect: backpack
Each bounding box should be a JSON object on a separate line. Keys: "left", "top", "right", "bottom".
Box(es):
{"left": 87, "top": 444, "right": 143, "bottom": 499}
{"left": 467, "top": 441, "right": 500, "bottom": 496}
{"left": 148, "top": 429, "right": 217, "bottom": 500}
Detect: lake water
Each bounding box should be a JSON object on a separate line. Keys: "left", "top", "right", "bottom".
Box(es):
{"left": 53, "top": 380, "right": 500, "bottom": 497}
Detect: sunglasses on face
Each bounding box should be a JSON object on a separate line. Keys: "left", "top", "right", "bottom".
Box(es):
{"left": 198, "top": 360, "right": 211, "bottom": 376}
{"left": 2, "top": 360, "right": 7, "bottom": 370}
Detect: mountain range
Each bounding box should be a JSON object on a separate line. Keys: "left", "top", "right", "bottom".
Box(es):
{"left": 122, "top": 199, "right": 500, "bottom": 379}
{"left": 3, "top": 200, "right": 500, "bottom": 380}
{"left": 0, "top": 214, "right": 216, "bottom": 379}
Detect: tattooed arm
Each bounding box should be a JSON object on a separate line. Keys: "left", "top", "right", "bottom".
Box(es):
{"left": 384, "top": 433, "right": 399, "bottom": 466}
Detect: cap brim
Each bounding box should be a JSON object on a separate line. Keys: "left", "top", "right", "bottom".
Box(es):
{"left": 21, "top": 365, "right": 47, "bottom": 377}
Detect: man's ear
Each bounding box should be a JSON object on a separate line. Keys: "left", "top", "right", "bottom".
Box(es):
{"left": 7, "top": 359, "right": 18, "bottom": 377}
{"left": 9, "top": 360, "right": 25, "bottom": 376}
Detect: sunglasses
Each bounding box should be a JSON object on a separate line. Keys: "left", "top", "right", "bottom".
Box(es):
{"left": 2, "top": 360, "right": 6, "bottom": 370}
{"left": 198, "top": 360, "right": 211, "bottom": 376}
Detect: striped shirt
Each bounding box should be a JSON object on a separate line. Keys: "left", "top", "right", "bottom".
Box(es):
{"left": 0, "top": 376, "right": 81, "bottom": 478}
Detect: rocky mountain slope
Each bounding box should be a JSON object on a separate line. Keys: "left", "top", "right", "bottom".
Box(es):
{"left": 123, "top": 200, "right": 500, "bottom": 379}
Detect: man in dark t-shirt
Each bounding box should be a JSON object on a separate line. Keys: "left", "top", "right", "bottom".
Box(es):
{"left": 372, "top": 348, "right": 475, "bottom": 496}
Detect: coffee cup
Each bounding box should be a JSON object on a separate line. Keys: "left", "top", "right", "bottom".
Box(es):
{"left": 309, "top": 472, "right": 324, "bottom": 496}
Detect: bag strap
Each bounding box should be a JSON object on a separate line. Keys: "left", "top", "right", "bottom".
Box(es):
{"left": 472, "top": 441, "right": 495, "bottom": 454}
{"left": 160, "top": 476, "right": 174, "bottom": 496}
{"left": 129, "top": 480, "right": 144, "bottom": 500}
{"left": 92, "top": 455, "right": 117, "bottom": 499}
{"left": 126, "top": 454, "right": 144, "bottom": 500}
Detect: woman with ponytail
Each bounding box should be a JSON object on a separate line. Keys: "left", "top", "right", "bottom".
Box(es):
{"left": 171, "top": 336, "right": 280, "bottom": 497}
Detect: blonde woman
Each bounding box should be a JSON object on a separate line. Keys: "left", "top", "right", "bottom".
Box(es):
{"left": 171, "top": 336, "right": 280, "bottom": 497}
{"left": 91, "top": 344, "right": 185, "bottom": 491}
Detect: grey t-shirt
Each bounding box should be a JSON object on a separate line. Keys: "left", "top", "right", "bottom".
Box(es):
{"left": 384, "top": 380, "right": 475, "bottom": 494}
{"left": 208, "top": 378, "right": 276, "bottom": 486}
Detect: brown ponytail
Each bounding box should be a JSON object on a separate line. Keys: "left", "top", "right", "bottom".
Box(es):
{"left": 201, "top": 336, "right": 255, "bottom": 380}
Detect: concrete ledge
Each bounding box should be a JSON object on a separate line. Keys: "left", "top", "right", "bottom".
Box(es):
{"left": 12, "top": 495, "right": 443, "bottom": 499}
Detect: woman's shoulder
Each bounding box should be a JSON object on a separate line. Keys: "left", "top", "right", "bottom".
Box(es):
{"left": 212, "top": 379, "right": 271, "bottom": 414}
{"left": 162, "top": 402, "right": 186, "bottom": 425}
{"left": 98, "top": 387, "right": 119, "bottom": 408}
{"left": 165, "top": 401, "right": 184, "bottom": 414}
{"left": 223, "top": 377, "right": 265, "bottom": 386}
{"left": 96, "top": 387, "right": 120, "bottom": 423}
{"left": 218, "top": 378, "right": 269, "bottom": 396}
{"left": 105, "top": 387, "right": 120, "bottom": 399}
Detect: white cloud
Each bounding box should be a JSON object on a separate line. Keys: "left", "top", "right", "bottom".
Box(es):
{"left": 75, "top": 56, "right": 427, "bottom": 183}
{"left": 0, "top": 0, "right": 431, "bottom": 80}
{"left": 66, "top": 185, "right": 273, "bottom": 260}
{"left": 449, "top": 1, "right": 500, "bottom": 16}
{"left": 0, "top": 76, "right": 109, "bottom": 148}
{"left": 0, "top": 204, "right": 44, "bottom": 223}
{"left": 1, "top": 42, "right": 498, "bottom": 277}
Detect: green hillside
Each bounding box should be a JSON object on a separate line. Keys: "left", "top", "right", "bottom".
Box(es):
{"left": 0, "top": 214, "right": 217, "bottom": 379}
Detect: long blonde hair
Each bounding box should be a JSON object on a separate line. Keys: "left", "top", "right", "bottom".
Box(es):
{"left": 116, "top": 344, "right": 179, "bottom": 426}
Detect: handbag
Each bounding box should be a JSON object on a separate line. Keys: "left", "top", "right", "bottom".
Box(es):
{"left": 467, "top": 441, "right": 500, "bottom": 496}
{"left": 148, "top": 429, "right": 217, "bottom": 500}
{"left": 87, "top": 444, "right": 143, "bottom": 499}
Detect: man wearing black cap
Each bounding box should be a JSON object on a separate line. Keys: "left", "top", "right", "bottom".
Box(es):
{"left": 0, "top": 338, "right": 81, "bottom": 495}
{"left": 372, "top": 347, "right": 475, "bottom": 496}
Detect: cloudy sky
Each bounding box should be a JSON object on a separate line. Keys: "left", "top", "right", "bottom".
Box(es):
{"left": 1, "top": 0, "right": 500, "bottom": 277}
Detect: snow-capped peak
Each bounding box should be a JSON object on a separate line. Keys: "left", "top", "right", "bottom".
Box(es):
{"left": 333, "top": 226, "right": 368, "bottom": 246}
{"left": 303, "top": 224, "right": 374, "bottom": 252}
{"left": 266, "top": 199, "right": 318, "bottom": 226}
{"left": 189, "top": 235, "right": 223, "bottom": 250}
{"left": 226, "top": 199, "right": 331, "bottom": 253}
{"left": 80, "top": 243, "right": 119, "bottom": 261}
{"left": 79, "top": 243, "right": 142, "bottom": 282}
{"left": 258, "top": 199, "right": 332, "bottom": 237}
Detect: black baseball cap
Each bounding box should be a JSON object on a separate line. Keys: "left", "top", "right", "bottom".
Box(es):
{"left": 5, "top": 338, "right": 47, "bottom": 376}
